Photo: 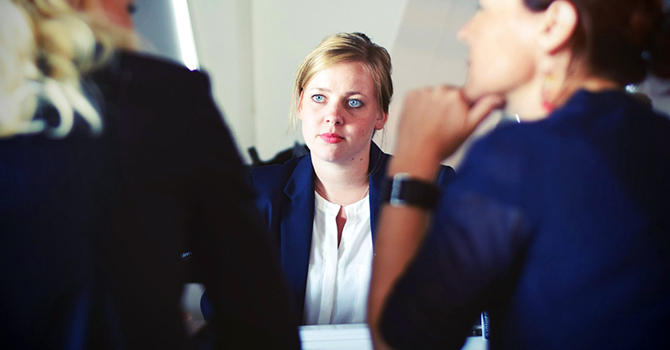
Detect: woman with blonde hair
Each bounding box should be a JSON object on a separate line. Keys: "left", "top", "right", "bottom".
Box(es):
{"left": 248, "top": 32, "right": 454, "bottom": 325}
{"left": 369, "top": 0, "right": 670, "bottom": 349}
{"left": 0, "top": 1, "right": 299, "bottom": 348}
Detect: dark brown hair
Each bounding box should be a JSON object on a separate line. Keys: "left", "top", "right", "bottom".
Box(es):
{"left": 524, "top": 0, "right": 670, "bottom": 82}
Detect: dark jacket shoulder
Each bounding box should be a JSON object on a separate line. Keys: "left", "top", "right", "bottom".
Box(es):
{"left": 250, "top": 156, "right": 303, "bottom": 194}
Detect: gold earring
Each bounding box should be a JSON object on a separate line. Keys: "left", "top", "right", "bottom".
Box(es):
{"left": 541, "top": 74, "right": 556, "bottom": 112}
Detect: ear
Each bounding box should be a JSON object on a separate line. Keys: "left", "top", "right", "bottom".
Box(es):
{"left": 538, "top": 0, "right": 578, "bottom": 55}
{"left": 374, "top": 111, "right": 388, "bottom": 130}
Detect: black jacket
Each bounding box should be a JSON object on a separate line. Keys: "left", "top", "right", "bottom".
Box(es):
{"left": 0, "top": 52, "right": 300, "bottom": 349}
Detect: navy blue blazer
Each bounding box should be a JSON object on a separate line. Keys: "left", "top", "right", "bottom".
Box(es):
{"left": 381, "top": 90, "right": 670, "bottom": 349}
{"left": 250, "top": 142, "right": 455, "bottom": 321}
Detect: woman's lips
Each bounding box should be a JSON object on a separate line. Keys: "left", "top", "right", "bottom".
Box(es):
{"left": 319, "top": 133, "right": 344, "bottom": 144}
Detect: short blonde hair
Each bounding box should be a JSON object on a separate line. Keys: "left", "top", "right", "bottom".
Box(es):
{"left": 289, "top": 32, "right": 393, "bottom": 131}
{"left": 0, "top": 0, "right": 131, "bottom": 138}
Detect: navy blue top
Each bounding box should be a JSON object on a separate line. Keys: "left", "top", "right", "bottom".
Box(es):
{"left": 0, "top": 52, "right": 300, "bottom": 349}
{"left": 381, "top": 90, "right": 670, "bottom": 349}
{"left": 0, "top": 72, "right": 124, "bottom": 350}
{"left": 249, "top": 143, "right": 455, "bottom": 322}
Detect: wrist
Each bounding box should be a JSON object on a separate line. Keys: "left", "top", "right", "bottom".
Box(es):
{"left": 382, "top": 172, "right": 440, "bottom": 210}
{"left": 388, "top": 153, "right": 441, "bottom": 182}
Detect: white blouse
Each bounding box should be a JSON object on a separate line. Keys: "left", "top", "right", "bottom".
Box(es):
{"left": 302, "top": 191, "right": 374, "bottom": 325}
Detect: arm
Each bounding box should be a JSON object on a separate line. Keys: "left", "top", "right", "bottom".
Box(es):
{"left": 368, "top": 87, "right": 502, "bottom": 349}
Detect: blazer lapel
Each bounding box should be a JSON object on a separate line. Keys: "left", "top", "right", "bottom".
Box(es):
{"left": 368, "top": 142, "right": 389, "bottom": 243}
{"left": 280, "top": 156, "right": 315, "bottom": 319}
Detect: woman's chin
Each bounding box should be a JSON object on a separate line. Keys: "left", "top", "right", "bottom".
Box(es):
{"left": 461, "top": 83, "right": 485, "bottom": 104}
{"left": 462, "top": 81, "right": 508, "bottom": 107}
{"left": 311, "top": 148, "right": 341, "bottom": 164}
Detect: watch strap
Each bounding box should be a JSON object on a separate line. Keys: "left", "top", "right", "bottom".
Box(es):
{"left": 381, "top": 173, "right": 439, "bottom": 209}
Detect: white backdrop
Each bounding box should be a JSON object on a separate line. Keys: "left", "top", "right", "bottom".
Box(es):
{"left": 136, "top": 0, "right": 670, "bottom": 166}
{"left": 187, "top": 0, "right": 408, "bottom": 162}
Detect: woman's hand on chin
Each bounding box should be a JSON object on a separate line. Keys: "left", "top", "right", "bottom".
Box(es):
{"left": 393, "top": 86, "right": 503, "bottom": 175}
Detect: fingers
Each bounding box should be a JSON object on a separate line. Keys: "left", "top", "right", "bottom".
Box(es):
{"left": 466, "top": 93, "right": 505, "bottom": 130}
{"left": 394, "top": 86, "right": 504, "bottom": 163}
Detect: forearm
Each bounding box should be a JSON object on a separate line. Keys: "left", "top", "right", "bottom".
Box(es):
{"left": 369, "top": 207, "right": 430, "bottom": 349}
{"left": 368, "top": 156, "right": 440, "bottom": 349}
{"left": 368, "top": 87, "right": 501, "bottom": 348}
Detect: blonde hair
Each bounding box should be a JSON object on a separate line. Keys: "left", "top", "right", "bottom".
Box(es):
{"left": 289, "top": 32, "right": 393, "bottom": 131}
{"left": 0, "top": 0, "right": 132, "bottom": 138}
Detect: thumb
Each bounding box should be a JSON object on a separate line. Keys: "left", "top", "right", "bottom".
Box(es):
{"left": 466, "top": 94, "right": 505, "bottom": 130}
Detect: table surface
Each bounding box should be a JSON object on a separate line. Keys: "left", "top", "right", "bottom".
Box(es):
{"left": 299, "top": 323, "right": 487, "bottom": 350}
{"left": 183, "top": 284, "right": 488, "bottom": 349}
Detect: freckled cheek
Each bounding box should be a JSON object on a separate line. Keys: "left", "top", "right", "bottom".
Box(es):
{"left": 353, "top": 122, "right": 376, "bottom": 139}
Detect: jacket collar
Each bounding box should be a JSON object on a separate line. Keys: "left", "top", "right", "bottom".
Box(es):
{"left": 283, "top": 142, "right": 387, "bottom": 200}
{"left": 283, "top": 154, "right": 314, "bottom": 199}
{"left": 368, "top": 142, "right": 388, "bottom": 239}
{"left": 280, "top": 155, "right": 315, "bottom": 321}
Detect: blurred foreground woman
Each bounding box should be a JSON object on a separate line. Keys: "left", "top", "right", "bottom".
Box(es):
{"left": 369, "top": 0, "right": 670, "bottom": 349}
{"left": 0, "top": 0, "right": 299, "bottom": 349}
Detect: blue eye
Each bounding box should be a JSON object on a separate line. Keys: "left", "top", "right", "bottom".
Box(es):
{"left": 348, "top": 99, "right": 363, "bottom": 108}
{"left": 312, "top": 94, "right": 325, "bottom": 103}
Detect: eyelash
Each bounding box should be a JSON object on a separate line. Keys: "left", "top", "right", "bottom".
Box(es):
{"left": 311, "top": 95, "right": 364, "bottom": 108}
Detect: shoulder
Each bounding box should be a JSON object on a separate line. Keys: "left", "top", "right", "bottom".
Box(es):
{"left": 107, "top": 51, "right": 213, "bottom": 110}
{"left": 104, "top": 52, "right": 244, "bottom": 178}
{"left": 250, "top": 155, "right": 307, "bottom": 198}
{"left": 118, "top": 51, "right": 209, "bottom": 86}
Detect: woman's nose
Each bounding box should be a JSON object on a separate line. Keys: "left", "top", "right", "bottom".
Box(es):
{"left": 457, "top": 17, "right": 473, "bottom": 44}
{"left": 324, "top": 103, "right": 344, "bottom": 125}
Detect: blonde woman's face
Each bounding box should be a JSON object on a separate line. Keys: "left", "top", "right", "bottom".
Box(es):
{"left": 298, "top": 61, "right": 386, "bottom": 165}
{"left": 70, "top": 0, "right": 135, "bottom": 29}
{"left": 100, "top": 0, "right": 135, "bottom": 29}
{"left": 458, "top": 0, "right": 543, "bottom": 101}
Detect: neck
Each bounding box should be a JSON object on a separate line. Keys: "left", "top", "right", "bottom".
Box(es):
{"left": 574, "top": 76, "right": 621, "bottom": 94}
{"left": 507, "top": 72, "right": 620, "bottom": 122}
{"left": 312, "top": 152, "right": 370, "bottom": 207}
{"left": 506, "top": 74, "right": 547, "bottom": 121}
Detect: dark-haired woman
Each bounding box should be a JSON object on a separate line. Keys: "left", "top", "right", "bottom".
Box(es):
{"left": 369, "top": 0, "right": 670, "bottom": 349}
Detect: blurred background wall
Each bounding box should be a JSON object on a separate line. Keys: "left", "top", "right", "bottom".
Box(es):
{"left": 134, "top": 0, "right": 670, "bottom": 166}
{"left": 186, "top": 0, "right": 410, "bottom": 163}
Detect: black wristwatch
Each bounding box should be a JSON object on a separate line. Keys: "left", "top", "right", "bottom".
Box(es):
{"left": 381, "top": 173, "right": 440, "bottom": 210}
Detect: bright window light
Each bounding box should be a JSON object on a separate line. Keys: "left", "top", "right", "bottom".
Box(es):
{"left": 171, "top": 0, "right": 199, "bottom": 71}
